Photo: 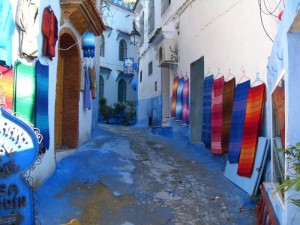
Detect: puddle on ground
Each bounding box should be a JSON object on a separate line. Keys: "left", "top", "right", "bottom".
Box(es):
{"left": 72, "top": 183, "right": 135, "bottom": 225}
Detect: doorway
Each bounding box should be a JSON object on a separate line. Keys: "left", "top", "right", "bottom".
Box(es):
{"left": 161, "top": 67, "right": 171, "bottom": 126}
{"left": 55, "top": 29, "right": 81, "bottom": 150}
{"left": 190, "top": 57, "right": 204, "bottom": 143}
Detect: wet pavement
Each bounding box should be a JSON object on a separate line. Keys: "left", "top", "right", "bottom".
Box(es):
{"left": 36, "top": 124, "right": 257, "bottom": 225}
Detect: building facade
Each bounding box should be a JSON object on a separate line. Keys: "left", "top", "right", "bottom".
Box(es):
{"left": 99, "top": 0, "right": 138, "bottom": 122}
{"left": 0, "top": 0, "right": 105, "bottom": 186}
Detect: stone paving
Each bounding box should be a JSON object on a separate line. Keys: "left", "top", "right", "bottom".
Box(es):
{"left": 36, "top": 124, "right": 257, "bottom": 225}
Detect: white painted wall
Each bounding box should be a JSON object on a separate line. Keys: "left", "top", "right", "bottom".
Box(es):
{"left": 100, "top": 3, "right": 138, "bottom": 107}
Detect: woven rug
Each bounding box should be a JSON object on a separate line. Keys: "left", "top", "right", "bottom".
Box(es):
{"left": 237, "top": 83, "right": 265, "bottom": 177}
{"left": 182, "top": 77, "right": 190, "bottom": 126}
{"left": 228, "top": 80, "right": 250, "bottom": 163}
{"left": 14, "top": 61, "right": 36, "bottom": 125}
{"left": 35, "top": 60, "right": 49, "bottom": 150}
{"left": 0, "top": 66, "right": 14, "bottom": 110}
{"left": 221, "top": 77, "right": 236, "bottom": 153}
{"left": 211, "top": 76, "right": 224, "bottom": 155}
{"left": 201, "top": 75, "right": 214, "bottom": 147}
{"left": 171, "top": 76, "right": 179, "bottom": 118}
{"left": 175, "top": 77, "right": 184, "bottom": 121}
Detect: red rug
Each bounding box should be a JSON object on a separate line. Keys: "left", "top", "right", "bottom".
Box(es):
{"left": 237, "top": 83, "right": 265, "bottom": 177}
{"left": 211, "top": 76, "right": 225, "bottom": 155}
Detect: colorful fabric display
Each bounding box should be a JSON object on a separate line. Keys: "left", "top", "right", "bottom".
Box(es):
{"left": 35, "top": 60, "right": 50, "bottom": 150}
{"left": 171, "top": 76, "right": 179, "bottom": 118}
{"left": 42, "top": 6, "right": 58, "bottom": 60}
{"left": 175, "top": 77, "right": 184, "bottom": 121}
{"left": 89, "top": 66, "right": 97, "bottom": 99}
{"left": 0, "top": 66, "right": 14, "bottom": 110}
{"left": 272, "top": 86, "right": 285, "bottom": 147}
{"left": 221, "top": 78, "right": 236, "bottom": 153}
{"left": 237, "top": 83, "right": 265, "bottom": 177}
{"left": 201, "top": 75, "right": 214, "bottom": 147}
{"left": 14, "top": 61, "right": 36, "bottom": 125}
{"left": 211, "top": 76, "right": 225, "bottom": 155}
{"left": 0, "top": 0, "right": 15, "bottom": 67}
{"left": 182, "top": 77, "right": 190, "bottom": 126}
{"left": 16, "top": 0, "right": 39, "bottom": 58}
{"left": 228, "top": 80, "right": 250, "bottom": 163}
{"left": 84, "top": 63, "right": 91, "bottom": 110}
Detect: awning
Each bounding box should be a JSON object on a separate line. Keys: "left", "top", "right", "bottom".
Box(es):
{"left": 100, "top": 66, "right": 112, "bottom": 79}
{"left": 60, "top": 0, "right": 106, "bottom": 36}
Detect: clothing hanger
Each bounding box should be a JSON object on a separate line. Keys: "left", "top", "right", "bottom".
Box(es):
{"left": 205, "top": 67, "right": 212, "bottom": 77}
{"left": 237, "top": 70, "right": 250, "bottom": 84}
{"left": 215, "top": 68, "right": 224, "bottom": 79}
{"left": 48, "top": 5, "right": 53, "bottom": 12}
{"left": 251, "top": 72, "right": 264, "bottom": 86}
{"left": 226, "top": 69, "right": 235, "bottom": 81}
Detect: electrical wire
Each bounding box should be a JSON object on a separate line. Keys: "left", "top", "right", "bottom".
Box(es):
{"left": 258, "top": 0, "right": 274, "bottom": 42}
{"left": 263, "top": 0, "right": 282, "bottom": 17}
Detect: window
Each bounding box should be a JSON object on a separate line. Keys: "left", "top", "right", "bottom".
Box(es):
{"left": 161, "top": 0, "right": 171, "bottom": 15}
{"left": 148, "top": 0, "right": 154, "bottom": 34}
{"left": 155, "top": 81, "right": 157, "bottom": 91}
{"left": 118, "top": 79, "right": 126, "bottom": 102}
{"left": 99, "top": 75, "right": 104, "bottom": 99}
{"left": 139, "top": 12, "right": 144, "bottom": 46}
{"left": 148, "top": 61, "right": 153, "bottom": 76}
{"left": 140, "top": 71, "right": 142, "bottom": 83}
{"left": 100, "top": 34, "right": 105, "bottom": 57}
{"left": 119, "top": 39, "right": 127, "bottom": 61}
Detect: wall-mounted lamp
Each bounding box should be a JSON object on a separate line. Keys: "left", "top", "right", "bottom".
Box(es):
{"left": 130, "top": 20, "right": 141, "bottom": 46}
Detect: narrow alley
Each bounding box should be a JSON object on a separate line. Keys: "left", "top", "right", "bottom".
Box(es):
{"left": 36, "top": 124, "right": 257, "bottom": 225}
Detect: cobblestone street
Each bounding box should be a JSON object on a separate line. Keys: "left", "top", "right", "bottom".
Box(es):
{"left": 36, "top": 124, "right": 257, "bottom": 225}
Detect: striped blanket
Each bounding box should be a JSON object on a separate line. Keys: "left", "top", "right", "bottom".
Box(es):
{"left": 175, "top": 77, "right": 184, "bottom": 121}
{"left": 201, "top": 75, "right": 214, "bottom": 146}
{"left": 0, "top": 66, "right": 14, "bottom": 110}
{"left": 211, "top": 76, "right": 225, "bottom": 155}
{"left": 35, "top": 60, "right": 50, "bottom": 150}
{"left": 182, "top": 77, "right": 190, "bottom": 126}
{"left": 14, "top": 61, "right": 36, "bottom": 125}
{"left": 228, "top": 80, "right": 250, "bottom": 163}
{"left": 221, "top": 78, "right": 236, "bottom": 153}
{"left": 171, "top": 76, "right": 179, "bottom": 118}
{"left": 237, "top": 83, "right": 265, "bottom": 177}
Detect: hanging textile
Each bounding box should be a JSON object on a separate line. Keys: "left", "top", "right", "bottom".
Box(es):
{"left": 221, "top": 77, "right": 236, "bottom": 153}
{"left": 228, "top": 80, "right": 250, "bottom": 163}
{"left": 89, "top": 66, "right": 97, "bottom": 99}
{"left": 42, "top": 6, "right": 58, "bottom": 60}
{"left": 0, "top": 66, "right": 14, "bottom": 110}
{"left": 272, "top": 86, "right": 285, "bottom": 147}
{"left": 201, "top": 75, "right": 214, "bottom": 147}
{"left": 171, "top": 76, "right": 179, "bottom": 118}
{"left": 175, "top": 77, "right": 184, "bottom": 121}
{"left": 182, "top": 77, "right": 190, "bottom": 126}
{"left": 211, "top": 76, "right": 225, "bottom": 155}
{"left": 0, "top": 0, "right": 15, "bottom": 67}
{"left": 35, "top": 60, "right": 49, "bottom": 151}
{"left": 14, "top": 61, "right": 36, "bottom": 125}
{"left": 15, "top": 0, "right": 39, "bottom": 58}
{"left": 237, "top": 83, "right": 265, "bottom": 177}
{"left": 84, "top": 63, "right": 91, "bottom": 110}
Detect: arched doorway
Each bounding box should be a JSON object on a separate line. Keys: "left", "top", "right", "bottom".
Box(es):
{"left": 55, "top": 29, "right": 81, "bottom": 150}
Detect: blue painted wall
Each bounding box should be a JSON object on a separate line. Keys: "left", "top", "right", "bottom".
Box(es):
{"left": 266, "top": 1, "right": 300, "bottom": 224}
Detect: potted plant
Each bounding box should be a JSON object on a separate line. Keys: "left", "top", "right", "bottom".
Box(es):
{"left": 277, "top": 143, "right": 300, "bottom": 207}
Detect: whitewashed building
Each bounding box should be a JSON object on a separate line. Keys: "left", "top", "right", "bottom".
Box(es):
{"left": 2, "top": 0, "right": 105, "bottom": 186}
{"left": 99, "top": 0, "right": 138, "bottom": 109}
